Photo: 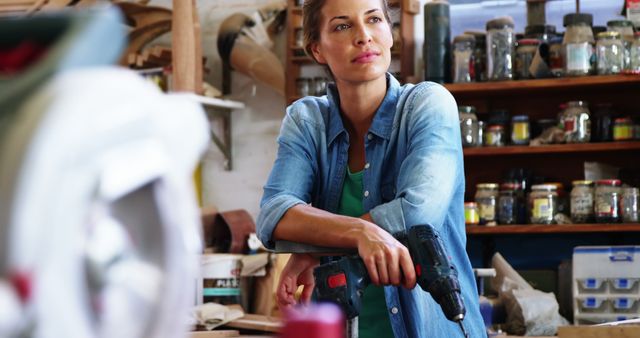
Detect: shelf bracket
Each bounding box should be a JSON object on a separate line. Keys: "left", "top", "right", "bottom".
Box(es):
{"left": 186, "top": 94, "right": 245, "bottom": 171}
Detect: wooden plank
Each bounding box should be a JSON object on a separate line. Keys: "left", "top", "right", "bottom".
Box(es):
{"left": 223, "top": 314, "right": 282, "bottom": 333}
{"left": 558, "top": 325, "right": 640, "bottom": 338}
{"left": 463, "top": 141, "right": 640, "bottom": 157}
{"left": 189, "top": 331, "right": 239, "bottom": 338}
{"left": 171, "top": 0, "right": 201, "bottom": 93}
{"left": 466, "top": 224, "right": 640, "bottom": 236}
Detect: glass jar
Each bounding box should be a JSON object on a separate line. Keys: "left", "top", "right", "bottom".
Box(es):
{"left": 613, "top": 117, "right": 634, "bottom": 141}
{"left": 313, "top": 77, "right": 327, "bottom": 96}
{"left": 466, "top": 31, "right": 487, "bottom": 82}
{"left": 477, "top": 121, "right": 485, "bottom": 147}
{"left": 515, "top": 39, "right": 539, "bottom": 79}
{"left": 561, "top": 101, "right": 591, "bottom": 143}
{"left": 607, "top": 20, "right": 635, "bottom": 70}
{"left": 485, "top": 124, "right": 506, "bottom": 147}
{"left": 621, "top": 187, "right": 639, "bottom": 223}
{"left": 459, "top": 106, "right": 479, "bottom": 147}
{"left": 475, "top": 183, "right": 500, "bottom": 226}
{"left": 563, "top": 13, "right": 595, "bottom": 76}
{"left": 592, "top": 103, "right": 614, "bottom": 142}
{"left": 464, "top": 202, "right": 480, "bottom": 225}
{"left": 296, "top": 78, "right": 310, "bottom": 97}
{"left": 486, "top": 17, "right": 516, "bottom": 81}
{"left": 594, "top": 179, "right": 621, "bottom": 223}
{"left": 464, "top": 31, "right": 487, "bottom": 82}
{"left": 549, "top": 36, "right": 565, "bottom": 77}
{"left": 511, "top": 115, "right": 530, "bottom": 145}
{"left": 498, "top": 183, "right": 521, "bottom": 225}
{"left": 596, "top": 31, "right": 625, "bottom": 75}
{"left": 524, "top": 25, "right": 556, "bottom": 43}
{"left": 632, "top": 32, "right": 640, "bottom": 72}
{"left": 549, "top": 182, "right": 569, "bottom": 216}
{"left": 453, "top": 34, "right": 476, "bottom": 83}
{"left": 529, "top": 184, "right": 558, "bottom": 224}
{"left": 571, "top": 180, "right": 594, "bottom": 223}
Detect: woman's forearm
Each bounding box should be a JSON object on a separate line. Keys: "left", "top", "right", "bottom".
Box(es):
{"left": 272, "top": 204, "right": 374, "bottom": 249}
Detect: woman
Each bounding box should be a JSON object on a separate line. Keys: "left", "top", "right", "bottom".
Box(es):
{"left": 256, "top": 0, "right": 485, "bottom": 337}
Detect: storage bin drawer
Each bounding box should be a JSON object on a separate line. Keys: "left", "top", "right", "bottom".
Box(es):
{"left": 609, "top": 278, "right": 640, "bottom": 294}
{"left": 576, "top": 297, "right": 609, "bottom": 313}
{"left": 576, "top": 278, "right": 608, "bottom": 294}
{"left": 611, "top": 297, "right": 640, "bottom": 313}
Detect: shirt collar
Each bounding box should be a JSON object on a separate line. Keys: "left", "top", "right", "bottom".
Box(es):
{"left": 326, "top": 73, "right": 400, "bottom": 146}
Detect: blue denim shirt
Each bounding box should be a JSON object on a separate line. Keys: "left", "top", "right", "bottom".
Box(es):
{"left": 257, "top": 74, "right": 485, "bottom": 338}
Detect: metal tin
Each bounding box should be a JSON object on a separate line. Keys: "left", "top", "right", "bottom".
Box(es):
{"left": 424, "top": 1, "right": 451, "bottom": 84}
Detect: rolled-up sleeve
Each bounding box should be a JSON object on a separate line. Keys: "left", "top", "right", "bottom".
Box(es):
{"left": 256, "top": 105, "right": 317, "bottom": 249}
{"left": 369, "top": 83, "right": 462, "bottom": 233}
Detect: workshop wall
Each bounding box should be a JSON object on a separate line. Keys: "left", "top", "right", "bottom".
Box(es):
{"left": 150, "top": 0, "right": 287, "bottom": 219}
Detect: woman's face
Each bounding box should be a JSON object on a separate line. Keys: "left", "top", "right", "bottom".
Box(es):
{"left": 311, "top": 0, "right": 392, "bottom": 84}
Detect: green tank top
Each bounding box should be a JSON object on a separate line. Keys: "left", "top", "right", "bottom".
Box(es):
{"left": 337, "top": 168, "right": 395, "bottom": 338}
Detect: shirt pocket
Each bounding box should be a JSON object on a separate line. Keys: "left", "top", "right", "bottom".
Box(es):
{"left": 380, "top": 182, "right": 396, "bottom": 203}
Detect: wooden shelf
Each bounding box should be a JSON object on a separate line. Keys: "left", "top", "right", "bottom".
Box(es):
{"left": 463, "top": 141, "right": 640, "bottom": 157}
{"left": 445, "top": 74, "right": 640, "bottom": 97}
{"left": 466, "top": 224, "right": 640, "bottom": 235}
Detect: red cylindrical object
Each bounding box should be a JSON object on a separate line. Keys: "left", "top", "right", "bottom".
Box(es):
{"left": 280, "top": 303, "right": 344, "bottom": 338}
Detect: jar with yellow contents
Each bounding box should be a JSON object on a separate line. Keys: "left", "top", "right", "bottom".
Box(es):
{"left": 613, "top": 117, "right": 634, "bottom": 141}
{"left": 464, "top": 202, "right": 480, "bottom": 225}
{"left": 528, "top": 184, "right": 558, "bottom": 224}
{"left": 511, "top": 115, "right": 530, "bottom": 145}
{"left": 475, "top": 183, "right": 499, "bottom": 226}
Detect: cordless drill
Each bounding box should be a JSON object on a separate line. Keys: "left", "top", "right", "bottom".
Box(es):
{"left": 312, "top": 224, "right": 469, "bottom": 338}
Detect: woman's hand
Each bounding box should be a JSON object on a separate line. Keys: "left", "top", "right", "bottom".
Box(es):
{"left": 357, "top": 222, "right": 417, "bottom": 289}
{"left": 276, "top": 253, "right": 319, "bottom": 310}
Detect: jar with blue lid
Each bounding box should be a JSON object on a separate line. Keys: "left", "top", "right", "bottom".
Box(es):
{"left": 511, "top": 115, "right": 530, "bottom": 145}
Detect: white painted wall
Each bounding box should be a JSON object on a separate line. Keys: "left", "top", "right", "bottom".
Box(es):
{"left": 147, "top": 0, "right": 287, "bottom": 219}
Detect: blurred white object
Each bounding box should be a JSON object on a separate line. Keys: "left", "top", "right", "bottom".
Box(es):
{"left": 0, "top": 67, "right": 209, "bottom": 338}
{"left": 191, "top": 303, "right": 244, "bottom": 331}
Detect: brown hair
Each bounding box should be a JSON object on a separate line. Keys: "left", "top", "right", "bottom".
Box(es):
{"left": 302, "top": 0, "right": 392, "bottom": 63}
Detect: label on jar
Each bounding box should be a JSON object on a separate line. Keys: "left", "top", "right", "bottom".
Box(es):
{"left": 614, "top": 125, "right": 633, "bottom": 141}
{"left": 479, "top": 204, "right": 496, "bottom": 222}
{"left": 571, "top": 195, "right": 593, "bottom": 216}
{"left": 465, "top": 207, "right": 480, "bottom": 225}
{"left": 533, "top": 198, "right": 552, "bottom": 220}
{"left": 512, "top": 122, "right": 530, "bottom": 142}
{"left": 564, "top": 116, "right": 577, "bottom": 133}
{"left": 566, "top": 43, "right": 592, "bottom": 72}
{"left": 596, "top": 201, "right": 615, "bottom": 216}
